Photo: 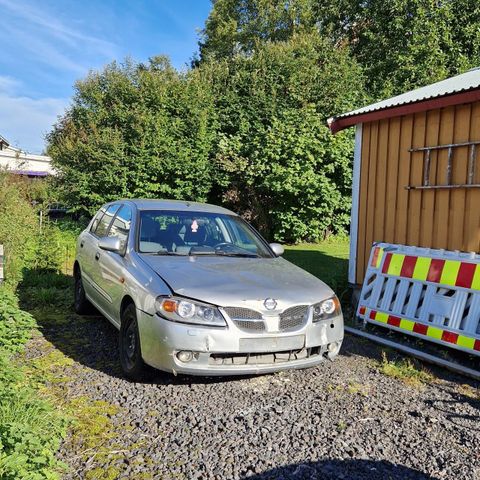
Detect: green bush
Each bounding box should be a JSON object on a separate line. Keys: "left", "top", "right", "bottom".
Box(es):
{"left": 0, "top": 353, "right": 67, "bottom": 480}
{"left": 0, "top": 288, "right": 35, "bottom": 354}
{"left": 0, "top": 173, "right": 38, "bottom": 288}
{"left": 47, "top": 57, "right": 217, "bottom": 216}
{"left": 0, "top": 287, "right": 67, "bottom": 479}
{"left": 0, "top": 178, "right": 73, "bottom": 479}
{"left": 208, "top": 32, "right": 363, "bottom": 241}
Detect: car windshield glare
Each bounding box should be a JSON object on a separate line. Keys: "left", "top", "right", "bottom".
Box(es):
{"left": 137, "top": 210, "right": 273, "bottom": 258}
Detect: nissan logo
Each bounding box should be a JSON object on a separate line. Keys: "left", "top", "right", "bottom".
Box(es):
{"left": 264, "top": 298, "right": 277, "bottom": 310}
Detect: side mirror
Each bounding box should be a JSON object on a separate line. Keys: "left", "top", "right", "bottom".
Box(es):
{"left": 98, "top": 236, "right": 121, "bottom": 253}
{"left": 269, "top": 243, "right": 284, "bottom": 257}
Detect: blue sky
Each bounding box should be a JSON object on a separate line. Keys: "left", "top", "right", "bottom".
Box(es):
{"left": 0, "top": 0, "right": 212, "bottom": 153}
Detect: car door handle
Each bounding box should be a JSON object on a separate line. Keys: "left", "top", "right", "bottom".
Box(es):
{"left": 95, "top": 252, "right": 100, "bottom": 261}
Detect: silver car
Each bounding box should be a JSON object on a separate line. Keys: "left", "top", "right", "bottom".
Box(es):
{"left": 74, "top": 199, "right": 344, "bottom": 379}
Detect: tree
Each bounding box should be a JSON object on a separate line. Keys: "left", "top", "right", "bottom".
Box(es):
{"left": 200, "top": 0, "right": 480, "bottom": 99}
{"left": 316, "top": 0, "right": 480, "bottom": 98}
{"left": 205, "top": 32, "right": 365, "bottom": 241}
{"left": 47, "top": 57, "right": 217, "bottom": 215}
{"left": 199, "top": 0, "right": 317, "bottom": 61}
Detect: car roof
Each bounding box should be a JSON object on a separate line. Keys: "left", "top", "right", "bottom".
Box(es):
{"left": 112, "top": 199, "right": 237, "bottom": 216}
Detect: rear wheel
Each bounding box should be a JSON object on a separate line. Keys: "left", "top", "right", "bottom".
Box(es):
{"left": 74, "top": 269, "right": 92, "bottom": 314}
{"left": 119, "top": 303, "right": 146, "bottom": 381}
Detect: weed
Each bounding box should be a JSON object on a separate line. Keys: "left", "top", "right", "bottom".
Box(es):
{"left": 379, "top": 351, "right": 434, "bottom": 387}
{"left": 457, "top": 383, "right": 479, "bottom": 400}
{"left": 85, "top": 466, "right": 122, "bottom": 480}
{"left": 337, "top": 420, "right": 347, "bottom": 432}
{"left": 347, "top": 381, "right": 370, "bottom": 397}
{"left": 0, "top": 290, "right": 68, "bottom": 480}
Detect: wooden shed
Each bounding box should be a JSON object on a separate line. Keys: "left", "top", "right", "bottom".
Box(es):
{"left": 328, "top": 68, "right": 480, "bottom": 288}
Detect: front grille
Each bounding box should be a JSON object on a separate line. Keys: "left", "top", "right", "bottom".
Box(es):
{"left": 224, "top": 307, "right": 262, "bottom": 319}
{"left": 224, "top": 307, "right": 265, "bottom": 332}
{"left": 209, "top": 347, "right": 322, "bottom": 366}
{"left": 279, "top": 305, "right": 308, "bottom": 331}
{"left": 234, "top": 319, "right": 266, "bottom": 331}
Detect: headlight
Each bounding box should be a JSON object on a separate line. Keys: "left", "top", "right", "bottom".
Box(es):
{"left": 155, "top": 296, "right": 226, "bottom": 327}
{"left": 312, "top": 296, "right": 341, "bottom": 322}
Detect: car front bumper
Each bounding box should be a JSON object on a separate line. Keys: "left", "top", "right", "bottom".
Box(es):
{"left": 137, "top": 307, "right": 344, "bottom": 376}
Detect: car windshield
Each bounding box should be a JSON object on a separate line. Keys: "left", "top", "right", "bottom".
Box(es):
{"left": 137, "top": 210, "right": 273, "bottom": 258}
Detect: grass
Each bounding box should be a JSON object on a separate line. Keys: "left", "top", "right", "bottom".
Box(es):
{"left": 283, "top": 237, "right": 350, "bottom": 298}
{"left": 379, "top": 351, "right": 434, "bottom": 387}
{"left": 16, "top": 267, "right": 130, "bottom": 480}
{"left": 0, "top": 288, "right": 69, "bottom": 480}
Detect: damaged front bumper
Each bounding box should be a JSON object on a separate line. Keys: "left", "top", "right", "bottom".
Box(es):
{"left": 137, "top": 308, "right": 344, "bottom": 376}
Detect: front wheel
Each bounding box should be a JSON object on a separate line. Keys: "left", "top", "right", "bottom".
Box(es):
{"left": 119, "top": 303, "right": 146, "bottom": 381}
{"left": 74, "top": 270, "right": 92, "bottom": 314}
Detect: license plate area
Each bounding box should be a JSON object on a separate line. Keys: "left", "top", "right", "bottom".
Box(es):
{"left": 239, "top": 335, "right": 305, "bottom": 353}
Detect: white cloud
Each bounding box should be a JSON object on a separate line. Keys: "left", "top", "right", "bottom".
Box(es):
{"left": 0, "top": 88, "right": 68, "bottom": 153}
{"left": 0, "top": 0, "right": 116, "bottom": 58}
{"left": 0, "top": 75, "right": 20, "bottom": 94}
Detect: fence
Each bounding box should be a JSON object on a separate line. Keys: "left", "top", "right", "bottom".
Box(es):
{"left": 0, "top": 244, "right": 74, "bottom": 283}
{"left": 357, "top": 243, "right": 480, "bottom": 356}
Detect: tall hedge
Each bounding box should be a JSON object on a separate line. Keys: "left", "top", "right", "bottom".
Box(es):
{"left": 206, "top": 32, "right": 365, "bottom": 240}
{"left": 47, "top": 57, "right": 217, "bottom": 216}
{"left": 0, "top": 174, "right": 38, "bottom": 288}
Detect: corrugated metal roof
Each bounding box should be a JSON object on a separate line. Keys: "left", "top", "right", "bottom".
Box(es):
{"left": 330, "top": 67, "right": 480, "bottom": 123}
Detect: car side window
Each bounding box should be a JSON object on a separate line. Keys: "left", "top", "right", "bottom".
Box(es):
{"left": 93, "top": 204, "right": 120, "bottom": 237}
{"left": 108, "top": 204, "right": 133, "bottom": 253}
{"left": 90, "top": 208, "right": 105, "bottom": 234}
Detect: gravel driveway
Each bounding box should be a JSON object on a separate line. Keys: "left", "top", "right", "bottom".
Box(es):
{"left": 30, "top": 311, "right": 480, "bottom": 480}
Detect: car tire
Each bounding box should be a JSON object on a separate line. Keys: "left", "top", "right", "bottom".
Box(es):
{"left": 74, "top": 269, "right": 93, "bottom": 314}
{"left": 119, "top": 303, "right": 146, "bottom": 381}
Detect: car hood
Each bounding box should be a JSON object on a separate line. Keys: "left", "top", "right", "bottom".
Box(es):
{"left": 141, "top": 255, "right": 334, "bottom": 310}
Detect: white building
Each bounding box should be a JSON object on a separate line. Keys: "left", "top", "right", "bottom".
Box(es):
{"left": 0, "top": 134, "right": 55, "bottom": 177}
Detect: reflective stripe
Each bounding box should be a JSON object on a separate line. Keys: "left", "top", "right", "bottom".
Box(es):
{"left": 441, "top": 331, "right": 459, "bottom": 344}
{"left": 472, "top": 265, "right": 480, "bottom": 290}
{"left": 457, "top": 335, "right": 475, "bottom": 349}
{"left": 427, "top": 326, "right": 443, "bottom": 340}
{"left": 439, "top": 260, "right": 461, "bottom": 286}
{"left": 387, "top": 315, "right": 401, "bottom": 327}
{"left": 366, "top": 311, "right": 479, "bottom": 353}
{"left": 399, "top": 318, "right": 415, "bottom": 331}
{"left": 455, "top": 262, "right": 476, "bottom": 288}
{"left": 412, "top": 257, "right": 431, "bottom": 281}
{"left": 382, "top": 253, "right": 393, "bottom": 274}
{"left": 400, "top": 255, "right": 417, "bottom": 278}
{"left": 376, "top": 311, "right": 389, "bottom": 323}
{"left": 371, "top": 247, "right": 384, "bottom": 268}
{"left": 379, "top": 254, "right": 480, "bottom": 289}
{"left": 376, "top": 248, "right": 384, "bottom": 269}
{"left": 427, "top": 259, "right": 445, "bottom": 283}
{"left": 387, "top": 254, "right": 406, "bottom": 276}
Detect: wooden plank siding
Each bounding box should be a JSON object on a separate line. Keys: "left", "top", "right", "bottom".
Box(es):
{"left": 355, "top": 101, "right": 480, "bottom": 284}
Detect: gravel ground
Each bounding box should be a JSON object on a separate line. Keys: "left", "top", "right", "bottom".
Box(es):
{"left": 29, "top": 311, "right": 480, "bottom": 480}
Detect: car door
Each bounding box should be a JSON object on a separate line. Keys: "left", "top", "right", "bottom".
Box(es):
{"left": 86, "top": 203, "right": 121, "bottom": 309}
{"left": 77, "top": 206, "right": 108, "bottom": 300}
{"left": 93, "top": 203, "right": 133, "bottom": 324}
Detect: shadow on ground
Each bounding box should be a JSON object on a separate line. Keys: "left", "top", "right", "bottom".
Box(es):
{"left": 242, "top": 459, "right": 439, "bottom": 480}
{"left": 18, "top": 269, "right": 262, "bottom": 386}
{"left": 17, "top": 268, "right": 480, "bottom": 401}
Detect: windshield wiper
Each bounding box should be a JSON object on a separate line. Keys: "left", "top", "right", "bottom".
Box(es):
{"left": 155, "top": 251, "right": 185, "bottom": 256}
{"left": 215, "top": 252, "right": 259, "bottom": 258}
